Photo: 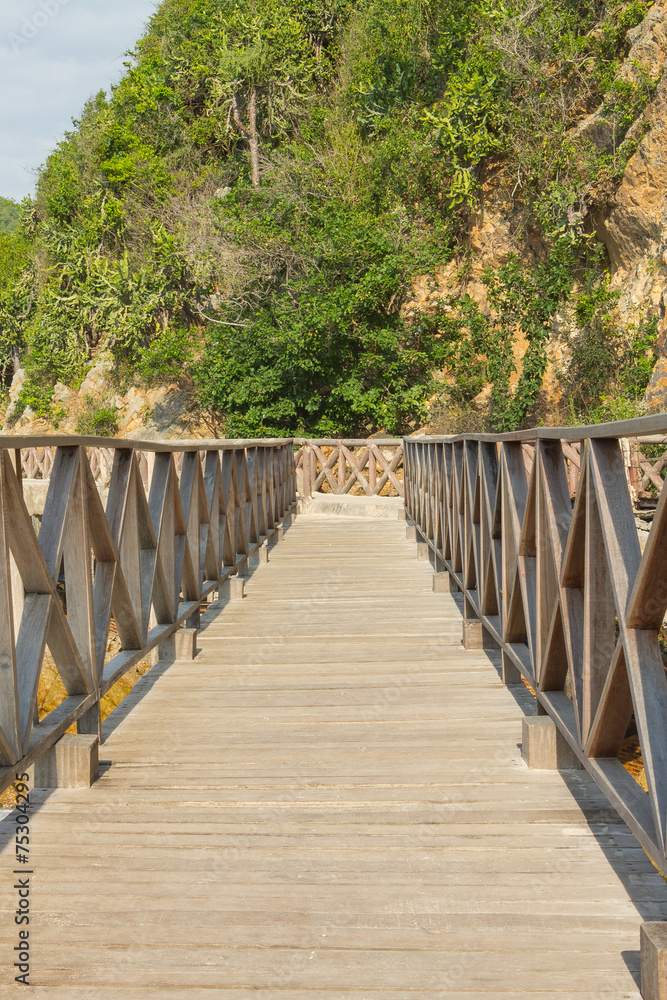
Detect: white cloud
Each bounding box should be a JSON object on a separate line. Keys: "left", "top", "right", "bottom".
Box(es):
{"left": 0, "top": 0, "right": 159, "bottom": 200}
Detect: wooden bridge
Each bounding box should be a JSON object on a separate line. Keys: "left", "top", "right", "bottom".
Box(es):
{"left": 2, "top": 420, "right": 667, "bottom": 996}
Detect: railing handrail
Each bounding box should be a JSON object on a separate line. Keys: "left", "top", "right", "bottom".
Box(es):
{"left": 293, "top": 437, "right": 403, "bottom": 445}
{"left": 403, "top": 418, "right": 667, "bottom": 874}
{"left": 403, "top": 411, "right": 667, "bottom": 442}
{"left": 0, "top": 434, "right": 293, "bottom": 451}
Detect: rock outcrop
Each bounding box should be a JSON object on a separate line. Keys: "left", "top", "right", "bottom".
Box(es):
{"left": 596, "top": 6, "right": 667, "bottom": 271}
{"left": 581, "top": 4, "right": 667, "bottom": 407}
{"left": 1, "top": 354, "right": 222, "bottom": 439}
{"left": 408, "top": 2, "right": 667, "bottom": 424}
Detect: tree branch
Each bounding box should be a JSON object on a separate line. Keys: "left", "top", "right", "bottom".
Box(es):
{"left": 192, "top": 303, "right": 247, "bottom": 327}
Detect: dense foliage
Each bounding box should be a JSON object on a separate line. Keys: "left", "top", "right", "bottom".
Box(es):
{"left": 0, "top": 0, "right": 660, "bottom": 433}
{"left": 0, "top": 198, "right": 21, "bottom": 234}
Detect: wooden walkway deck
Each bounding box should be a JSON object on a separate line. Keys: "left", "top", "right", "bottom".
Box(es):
{"left": 2, "top": 511, "right": 667, "bottom": 997}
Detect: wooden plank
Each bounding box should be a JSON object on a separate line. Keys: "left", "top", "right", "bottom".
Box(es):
{"left": 539, "top": 602, "right": 569, "bottom": 692}
{"left": 582, "top": 474, "right": 616, "bottom": 743}
{"left": 15, "top": 593, "right": 52, "bottom": 751}
{"left": 0, "top": 485, "right": 663, "bottom": 996}
{"left": 62, "top": 449, "right": 97, "bottom": 685}
{"left": 34, "top": 445, "right": 79, "bottom": 577}
{"left": 585, "top": 638, "right": 633, "bottom": 758}
{"left": 627, "top": 465, "right": 667, "bottom": 628}
{"left": 0, "top": 454, "right": 20, "bottom": 763}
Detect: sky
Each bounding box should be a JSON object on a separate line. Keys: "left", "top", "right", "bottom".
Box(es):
{"left": 0, "top": 0, "right": 159, "bottom": 202}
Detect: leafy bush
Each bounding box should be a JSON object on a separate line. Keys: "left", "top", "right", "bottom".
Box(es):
{"left": 132, "top": 324, "right": 195, "bottom": 387}
{"left": 197, "top": 195, "right": 451, "bottom": 435}
{"left": 8, "top": 377, "right": 54, "bottom": 424}
{"left": 0, "top": 226, "right": 33, "bottom": 383}
{"left": 0, "top": 198, "right": 21, "bottom": 234}
{"left": 558, "top": 283, "right": 658, "bottom": 422}
{"left": 76, "top": 399, "right": 119, "bottom": 436}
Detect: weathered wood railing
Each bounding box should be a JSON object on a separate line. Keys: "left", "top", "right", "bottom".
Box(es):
{"left": 17, "top": 445, "right": 180, "bottom": 489}
{"left": 0, "top": 435, "right": 296, "bottom": 792}
{"left": 506, "top": 436, "right": 667, "bottom": 502}
{"left": 404, "top": 414, "right": 667, "bottom": 874}
{"left": 294, "top": 438, "right": 404, "bottom": 497}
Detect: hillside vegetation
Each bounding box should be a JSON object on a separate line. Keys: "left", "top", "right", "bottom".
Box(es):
{"left": 0, "top": 0, "right": 662, "bottom": 435}
{"left": 0, "top": 198, "right": 21, "bottom": 235}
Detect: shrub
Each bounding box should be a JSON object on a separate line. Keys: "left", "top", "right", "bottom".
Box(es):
{"left": 76, "top": 399, "right": 119, "bottom": 436}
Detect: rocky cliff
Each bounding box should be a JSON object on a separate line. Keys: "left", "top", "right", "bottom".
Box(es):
{"left": 3, "top": 354, "right": 221, "bottom": 439}
{"left": 406, "top": 1, "right": 667, "bottom": 428}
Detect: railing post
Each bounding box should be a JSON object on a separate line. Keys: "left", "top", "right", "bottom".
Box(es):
{"left": 301, "top": 443, "right": 312, "bottom": 500}
{"left": 501, "top": 651, "right": 522, "bottom": 684}
{"left": 628, "top": 436, "right": 641, "bottom": 503}
{"left": 77, "top": 702, "right": 102, "bottom": 742}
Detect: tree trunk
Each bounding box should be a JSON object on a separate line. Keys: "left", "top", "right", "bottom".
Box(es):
{"left": 248, "top": 89, "right": 260, "bottom": 188}
{"left": 232, "top": 88, "right": 260, "bottom": 188}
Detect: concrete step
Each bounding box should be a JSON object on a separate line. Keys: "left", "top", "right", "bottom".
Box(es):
{"left": 299, "top": 491, "right": 405, "bottom": 519}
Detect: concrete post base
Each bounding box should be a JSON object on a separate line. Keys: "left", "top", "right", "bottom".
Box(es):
{"left": 259, "top": 543, "right": 269, "bottom": 565}
{"left": 641, "top": 923, "right": 667, "bottom": 1000}
{"left": 521, "top": 716, "right": 582, "bottom": 770}
{"left": 417, "top": 542, "right": 430, "bottom": 562}
{"left": 174, "top": 627, "right": 197, "bottom": 660}
{"left": 153, "top": 626, "right": 197, "bottom": 663}
{"left": 406, "top": 524, "right": 417, "bottom": 542}
{"left": 227, "top": 576, "right": 245, "bottom": 601}
{"left": 34, "top": 734, "right": 99, "bottom": 788}
{"left": 433, "top": 572, "right": 454, "bottom": 593}
{"left": 463, "top": 619, "right": 484, "bottom": 649}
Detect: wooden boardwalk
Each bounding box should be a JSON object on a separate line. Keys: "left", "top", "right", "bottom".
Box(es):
{"left": 2, "top": 511, "right": 667, "bottom": 997}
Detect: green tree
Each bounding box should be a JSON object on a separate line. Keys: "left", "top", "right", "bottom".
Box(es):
{"left": 141, "top": 0, "right": 333, "bottom": 186}
{"left": 0, "top": 197, "right": 21, "bottom": 234}
{"left": 197, "top": 195, "right": 450, "bottom": 435}
{"left": 0, "top": 227, "right": 33, "bottom": 380}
